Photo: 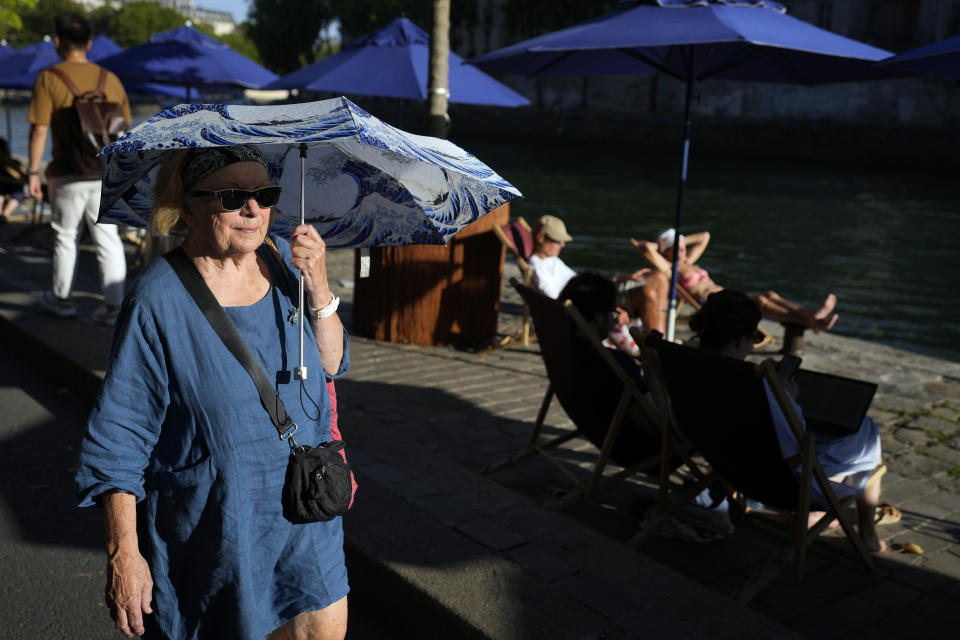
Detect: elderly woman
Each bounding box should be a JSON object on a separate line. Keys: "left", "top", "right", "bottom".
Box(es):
{"left": 689, "top": 290, "right": 889, "bottom": 553}
{"left": 638, "top": 229, "right": 839, "bottom": 336}
{"left": 75, "top": 145, "right": 350, "bottom": 639}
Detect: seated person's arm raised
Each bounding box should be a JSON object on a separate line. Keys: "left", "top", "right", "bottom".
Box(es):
{"left": 642, "top": 240, "right": 673, "bottom": 274}
{"left": 684, "top": 230, "right": 710, "bottom": 265}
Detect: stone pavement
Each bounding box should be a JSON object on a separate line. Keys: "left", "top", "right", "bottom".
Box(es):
{"left": 1, "top": 213, "right": 959, "bottom": 639}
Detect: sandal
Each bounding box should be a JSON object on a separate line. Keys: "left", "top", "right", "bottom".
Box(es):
{"left": 875, "top": 502, "right": 901, "bottom": 525}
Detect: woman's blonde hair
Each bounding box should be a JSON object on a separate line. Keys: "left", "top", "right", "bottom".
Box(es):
{"left": 150, "top": 149, "right": 190, "bottom": 237}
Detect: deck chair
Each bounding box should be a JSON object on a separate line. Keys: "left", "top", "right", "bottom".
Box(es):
{"left": 628, "top": 238, "right": 775, "bottom": 349}
{"left": 630, "top": 333, "right": 876, "bottom": 603}
{"left": 488, "top": 217, "right": 536, "bottom": 348}
{"left": 480, "top": 278, "right": 681, "bottom": 505}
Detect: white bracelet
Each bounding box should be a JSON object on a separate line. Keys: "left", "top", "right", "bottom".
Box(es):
{"left": 309, "top": 294, "right": 340, "bottom": 320}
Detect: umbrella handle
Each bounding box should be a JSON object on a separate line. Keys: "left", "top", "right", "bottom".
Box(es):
{"left": 295, "top": 144, "right": 309, "bottom": 381}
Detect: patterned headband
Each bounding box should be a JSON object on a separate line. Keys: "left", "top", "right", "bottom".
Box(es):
{"left": 180, "top": 145, "right": 268, "bottom": 190}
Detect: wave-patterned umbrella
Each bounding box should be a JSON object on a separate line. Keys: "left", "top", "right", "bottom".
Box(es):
{"left": 99, "top": 96, "right": 522, "bottom": 248}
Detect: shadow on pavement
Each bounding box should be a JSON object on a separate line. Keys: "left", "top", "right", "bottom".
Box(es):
{"left": 0, "top": 354, "right": 104, "bottom": 551}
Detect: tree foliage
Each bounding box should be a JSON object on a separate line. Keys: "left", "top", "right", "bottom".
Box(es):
{"left": 501, "top": 0, "right": 617, "bottom": 43}
{"left": 247, "top": 0, "right": 336, "bottom": 74}
{"left": 328, "top": 0, "right": 475, "bottom": 48}
{"left": 0, "top": 0, "right": 38, "bottom": 41}
{"left": 103, "top": 1, "right": 186, "bottom": 49}
{"left": 208, "top": 24, "right": 262, "bottom": 64}
{"left": 6, "top": 0, "right": 84, "bottom": 46}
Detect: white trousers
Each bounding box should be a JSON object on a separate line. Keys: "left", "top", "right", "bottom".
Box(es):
{"left": 48, "top": 176, "right": 126, "bottom": 306}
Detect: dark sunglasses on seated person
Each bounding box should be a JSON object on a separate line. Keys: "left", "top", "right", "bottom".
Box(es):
{"left": 189, "top": 186, "right": 282, "bottom": 211}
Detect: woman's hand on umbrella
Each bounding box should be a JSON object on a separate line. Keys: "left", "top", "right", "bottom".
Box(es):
{"left": 290, "top": 225, "right": 333, "bottom": 311}
{"left": 106, "top": 548, "right": 153, "bottom": 637}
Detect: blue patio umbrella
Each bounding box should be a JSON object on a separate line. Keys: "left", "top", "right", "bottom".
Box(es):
{"left": 470, "top": 0, "right": 894, "bottom": 339}
{"left": 97, "top": 24, "right": 278, "bottom": 99}
{"left": 89, "top": 35, "right": 188, "bottom": 99}
{"left": 880, "top": 34, "right": 960, "bottom": 81}
{"left": 0, "top": 34, "right": 176, "bottom": 89}
{"left": 0, "top": 43, "right": 60, "bottom": 90}
{"left": 265, "top": 17, "right": 528, "bottom": 107}
{"left": 0, "top": 41, "right": 15, "bottom": 59}
{"left": 13, "top": 35, "right": 118, "bottom": 58}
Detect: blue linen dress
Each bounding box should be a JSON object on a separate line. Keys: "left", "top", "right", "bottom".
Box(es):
{"left": 75, "top": 235, "right": 350, "bottom": 640}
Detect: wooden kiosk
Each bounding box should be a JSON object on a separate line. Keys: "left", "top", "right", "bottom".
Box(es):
{"left": 352, "top": 203, "right": 510, "bottom": 346}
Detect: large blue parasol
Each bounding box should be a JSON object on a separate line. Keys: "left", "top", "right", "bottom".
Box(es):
{"left": 880, "top": 34, "right": 960, "bottom": 81}
{"left": 265, "top": 17, "right": 529, "bottom": 107}
{"left": 470, "top": 0, "right": 894, "bottom": 339}
{"left": 97, "top": 24, "right": 278, "bottom": 99}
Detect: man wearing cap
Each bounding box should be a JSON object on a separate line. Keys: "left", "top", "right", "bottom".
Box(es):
{"left": 527, "top": 214, "right": 577, "bottom": 299}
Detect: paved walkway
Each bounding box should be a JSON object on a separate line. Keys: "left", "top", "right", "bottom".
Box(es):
{"left": 1, "top": 213, "right": 958, "bottom": 639}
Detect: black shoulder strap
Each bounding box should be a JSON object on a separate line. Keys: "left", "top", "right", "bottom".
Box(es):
{"left": 163, "top": 246, "right": 297, "bottom": 440}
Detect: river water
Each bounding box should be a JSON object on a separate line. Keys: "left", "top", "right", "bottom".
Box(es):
{"left": 5, "top": 104, "right": 958, "bottom": 363}
{"left": 461, "top": 137, "right": 960, "bottom": 365}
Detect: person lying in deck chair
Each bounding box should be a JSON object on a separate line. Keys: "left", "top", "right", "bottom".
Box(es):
{"left": 690, "top": 289, "right": 890, "bottom": 553}
{"left": 528, "top": 215, "right": 660, "bottom": 355}
{"left": 557, "top": 272, "right": 667, "bottom": 466}
{"left": 636, "top": 229, "right": 839, "bottom": 337}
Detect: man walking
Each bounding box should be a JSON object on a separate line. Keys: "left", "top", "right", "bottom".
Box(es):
{"left": 27, "top": 11, "right": 129, "bottom": 325}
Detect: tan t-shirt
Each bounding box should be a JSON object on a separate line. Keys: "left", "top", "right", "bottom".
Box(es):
{"left": 28, "top": 60, "right": 132, "bottom": 178}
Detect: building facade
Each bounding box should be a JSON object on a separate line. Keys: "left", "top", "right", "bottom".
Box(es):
{"left": 453, "top": 0, "right": 959, "bottom": 128}
{"left": 70, "top": 0, "right": 237, "bottom": 35}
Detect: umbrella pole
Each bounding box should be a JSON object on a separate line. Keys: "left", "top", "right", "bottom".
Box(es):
{"left": 4, "top": 96, "right": 11, "bottom": 146}
{"left": 666, "top": 76, "right": 694, "bottom": 342}
{"left": 295, "top": 143, "right": 309, "bottom": 381}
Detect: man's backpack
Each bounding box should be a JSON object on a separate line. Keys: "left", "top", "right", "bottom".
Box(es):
{"left": 48, "top": 66, "right": 126, "bottom": 177}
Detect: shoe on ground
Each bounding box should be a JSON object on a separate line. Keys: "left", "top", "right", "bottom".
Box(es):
{"left": 41, "top": 291, "right": 77, "bottom": 318}
{"left": 92, "top": 305, "right": 120, "bottom": 327}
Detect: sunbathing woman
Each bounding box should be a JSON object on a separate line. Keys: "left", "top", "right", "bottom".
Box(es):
{"left": 636, "top": 229, "right": 839, "bottom": 336}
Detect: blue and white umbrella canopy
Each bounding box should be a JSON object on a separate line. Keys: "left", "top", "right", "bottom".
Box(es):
{"left": 99, "top": 97, "right": 522, "bottom": 248}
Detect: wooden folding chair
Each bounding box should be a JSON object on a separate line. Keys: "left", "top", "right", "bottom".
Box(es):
{"left": 630, "top": 334, "right": 876, "bottom": 603}
{"left": 481, "top": 278, "right": 685, "bottom": 505}
{"left": 628, "top": 237, "right": 774, "bottom": 348}
{"left": 490, "top": 217, "right": 536, "bottom": 348}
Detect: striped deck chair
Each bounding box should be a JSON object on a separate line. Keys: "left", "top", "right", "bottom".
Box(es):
{"left": 488, "top": 216, "right": 536, "bottom": 348}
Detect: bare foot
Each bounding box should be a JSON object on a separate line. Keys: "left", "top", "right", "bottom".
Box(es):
{"left": 813, "top": 293, "right": 837, "bottom": 320}
{"left": 813, "top": 313, "right": 838, "bottom": 333}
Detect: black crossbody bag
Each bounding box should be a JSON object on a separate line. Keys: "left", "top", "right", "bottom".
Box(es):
{"left": 164, "top": 246, "right": 351, "bottom": 524}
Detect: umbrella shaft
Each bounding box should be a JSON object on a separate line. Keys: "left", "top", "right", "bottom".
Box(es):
{"left": 667, "top": 77, "right": 695, "bottom": 341}
{"left": 296, "top": 144, "right": 308, "bottom": 381}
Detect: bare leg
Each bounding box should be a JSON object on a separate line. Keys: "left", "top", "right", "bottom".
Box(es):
{"left": 638, "top": 271, "right": 669, "bottom": 336}
{"left": 269, "top": 597, "right": 348, "bottom": 640}
{"left": 748, "top": 291, "right": 838, "bottom": 333}
{"left": 857, "top": 471, "right": 887, "bottom": 553}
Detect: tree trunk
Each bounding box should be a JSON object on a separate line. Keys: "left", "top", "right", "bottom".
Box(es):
{"left": 427, "top": 0, "right": 451, "bottom": 139}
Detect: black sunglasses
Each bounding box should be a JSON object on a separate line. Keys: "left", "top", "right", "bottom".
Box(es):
{"left": 189, "top": 186, "right": 282, "bottom": 211}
